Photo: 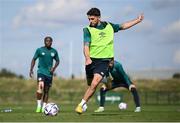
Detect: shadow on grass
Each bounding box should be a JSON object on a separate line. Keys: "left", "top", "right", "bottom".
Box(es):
{"left": 91, "top": 113, "right": 135, "bottom": 117}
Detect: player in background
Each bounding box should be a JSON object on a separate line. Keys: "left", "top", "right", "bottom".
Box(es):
{"left": 75, "top": 7, "right": 143, "bottom": 114}
{"left": 94, "top": 60, "right": 141, "bottom": 113}
{"left": 29, "top": 36, "right": 60, "bottom": 113}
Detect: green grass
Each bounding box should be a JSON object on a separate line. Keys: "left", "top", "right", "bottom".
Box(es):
{"left": 0, "top": 78, "right": 180, "bottom": 121}
{"left": 0, "top": 103, "right": 180, "bottom": 122}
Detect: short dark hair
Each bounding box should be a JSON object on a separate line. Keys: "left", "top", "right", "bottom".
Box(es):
{"left": 44, "top": 36, "right": 53, "bottom": 42}
{"left": 87, "top": 8, "right": 101, "bottom": 16}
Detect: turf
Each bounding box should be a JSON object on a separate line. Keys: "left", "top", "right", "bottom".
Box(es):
{"left": 0, "top": 78, "right": 180, "bottom": 122}
{"left": 0, "top": 103, "right": 180, "bottom": 122}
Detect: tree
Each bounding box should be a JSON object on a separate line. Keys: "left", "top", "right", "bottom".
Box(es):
{"left": 0, "top": 68, "right": 24, "bottom": 79}
{"left": 172, "top": 73, "right": 180, "bottom": 79}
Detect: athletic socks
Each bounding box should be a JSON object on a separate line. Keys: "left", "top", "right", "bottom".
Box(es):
{"left": 100, "top": 88, "right": 107, "bottom": 107}
{"left": 42, "top": 102, "right": 47, "bottom": 109}
{"left": 131, "top": 88, "right": 140, "bottom": 107}
{"left": 80, "top": 99, "right": 86, "bottom": 106}
{"left": 37, "top": 100, "right": 42, "bottom": 108}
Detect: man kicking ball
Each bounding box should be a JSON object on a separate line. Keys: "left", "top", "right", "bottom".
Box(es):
{"left": 75, "top": 7, "right": 143, "bottom": 114}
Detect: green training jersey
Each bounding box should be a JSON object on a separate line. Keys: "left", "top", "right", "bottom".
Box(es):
{"left": 110, "top": 61, "right": 131, "bottom": 86}
{"left": 83, "top": 22, "right": 123, "bottom": 58}
{"left": 83, "top": 22, "right": 122, "bottom": 43}
{"left": 87, "top": 23, "right": 114, "bottom": 58}
{"left": 33, "top": 46, "right": 59, "bottom": 77}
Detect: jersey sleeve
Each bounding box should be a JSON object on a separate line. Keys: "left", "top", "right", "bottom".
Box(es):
{"left": 115, "top": 61, "right": 131, "bottom": 86}
{"left": 33, "top": 48, "right": 40, "bottom": 60}
{"left": 83, "top": 27, "right": 91, "bottom": 43}
{"left": 114, "top": 62, "right": 122, "bottom": 74}
{"left": 54, "top": 50, "right": 60, "bottom": 62}
{"left": 109, "top": 22, "right": 123, "bottom": 32}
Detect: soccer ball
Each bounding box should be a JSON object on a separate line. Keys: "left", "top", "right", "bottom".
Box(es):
{"left": 118, "top": 102, "right": 127, "bottom": 110}
{"left": 44, "top": 103, "right": 59, "bottom": 116}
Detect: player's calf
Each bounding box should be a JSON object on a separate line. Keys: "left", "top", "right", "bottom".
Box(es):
{"left": 129, "top": 85, "right": 141, "bottom": 112}
{"left": 36, "top": 88, "right": 43, "bottom": 113}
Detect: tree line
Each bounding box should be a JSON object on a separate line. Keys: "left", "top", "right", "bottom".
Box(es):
{"left": 0, "top": 68, "right": 24, "bottom": 79}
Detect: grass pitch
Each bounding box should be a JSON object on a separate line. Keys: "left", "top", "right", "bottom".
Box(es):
{"left": 0, "top": 103, "right": 180, "bottom": 122}
{"left": 0, "top": 78, "right": 180, "bottom": 122}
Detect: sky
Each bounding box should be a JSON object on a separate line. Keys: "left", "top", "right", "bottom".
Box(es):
{"left": 0, "top": 0, "right": 180, "bottom": 79}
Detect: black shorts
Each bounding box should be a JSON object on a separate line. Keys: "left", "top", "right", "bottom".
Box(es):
{"left": 37, "top": 73, "right": 53, "bottom": 87}
{"left": 85, "top": 58, "right": 112, "bottom": 86}
{"left": 111, "top": 80, "right": 132, "bottom": 90}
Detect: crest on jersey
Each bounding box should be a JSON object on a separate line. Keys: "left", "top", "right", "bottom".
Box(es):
{"left": 42, "top": 52, "right": 45, "bottom": 55}
{"left": 51, "top": 52, "right": 55, "bottom": 57}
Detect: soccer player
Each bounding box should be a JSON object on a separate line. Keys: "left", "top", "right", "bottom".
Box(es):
{"left": 94, "top": 60, "right": 141, "bottom": 113}
{"left": 75, "top": 8, "right": 144, "bottom": 114}
{"left": 29, "top": 36, "right": 60, "bottom": 113}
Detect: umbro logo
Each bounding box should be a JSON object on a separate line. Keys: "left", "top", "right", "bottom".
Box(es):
{"left": 99, "top": 32, "right": 106, "bottom": 38}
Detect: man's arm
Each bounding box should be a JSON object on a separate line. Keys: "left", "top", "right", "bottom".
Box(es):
{"left": 50, "top": 51, "right": 60, "bottom": 74}
{"left": 121, "top": 14, "right": 144, "bottom": 30}
{"left": 30, "top": 48, "right": 39, "bottom": 78}
{"left": 29, "top": 59, "right": 36, "bottom": 78}
{"left": 50, "top": 60, "right": 60, "bottom": 74}
{"left": 84, "top": 42, "right": 92, "bottom": 65}
{"left": 83, "top": 27, "right": 92, "bottom": 65}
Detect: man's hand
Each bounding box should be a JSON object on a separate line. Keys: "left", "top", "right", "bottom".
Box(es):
{"left": 121, "top": 13, "right": 144, "bottom": 30}
{"left": 29, "top": 70, "right": 34, "bottom": 78}
{"left": 106, "top": 76, "right": 112, "bottom": 89}
{"left": 129, "top": 84, "right": 136, "bottom": 91}
{"left": 50, "top": 67, "right": 55, "bottom": 74}
{"left": 137, "top": 14, "right": 144, "bottom": 23}
{"left": 85, "top": 57, "right": 92, "bottom": 65}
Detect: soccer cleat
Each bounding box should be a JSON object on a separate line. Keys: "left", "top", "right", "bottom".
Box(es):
{"left": 94, "top": 107, "right": 105, "bottom": 112}
{"left": 134, "top": 107, "right": 141, "bottom": 112}
{"left": 75, "top": 104, "right": 83, "bottom": 114}
{"left": 36, "top": 107, "right": 41, "bottom": 113}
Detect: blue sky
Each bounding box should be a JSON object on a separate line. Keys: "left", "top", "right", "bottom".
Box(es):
{"left": 0, "top": 0, "right": 180, "bottom": 78}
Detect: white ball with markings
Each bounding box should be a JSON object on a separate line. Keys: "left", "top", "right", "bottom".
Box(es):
{"left": 44, "top": 103, "right": 59, "bottom": 116}
{"left": 118, "top": 102, "right": 127, "bottom": 110}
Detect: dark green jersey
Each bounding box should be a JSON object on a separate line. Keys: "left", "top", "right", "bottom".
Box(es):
{"left": 109, "top": 61, "right": 131, "bottom": 86}
{"left": 33, "top": 47, "right": 59, "bottom": 77}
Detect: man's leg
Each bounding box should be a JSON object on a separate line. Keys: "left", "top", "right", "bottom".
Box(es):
{"left": 100, "top": 87, "right": 107, "bottom": 107}
{"left": 95, "top": 79, "right": 122, "bottom": 113}
{"left": 42, "top": 85, "right": 50, "bottom": 112}
{"left": 94, "top": 85, "right": 108, "bottom": 112}
{"left": 83, "top": 74, "right": 102, "bottom": 101}
{"left": 115, "top": 62, "right": 141, "bottom": 112}
{"left": 36, "top": 81, "right": 44, "bottom": 113}
{"left": 129, "top": 85, "right": 141, "bottom": 112}
{"left": 75, "top": 73, "right": 102, "bottom": 114}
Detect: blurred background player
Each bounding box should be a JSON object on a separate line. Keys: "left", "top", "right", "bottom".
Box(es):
{"left": 94, "top": 60, "right": 141, "bottom": 113}
{"left": 29, "top": 36, "right": 60, "bottom": 113}
{"left": 75, "top": 7, "right": 143, "bottom": 114}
